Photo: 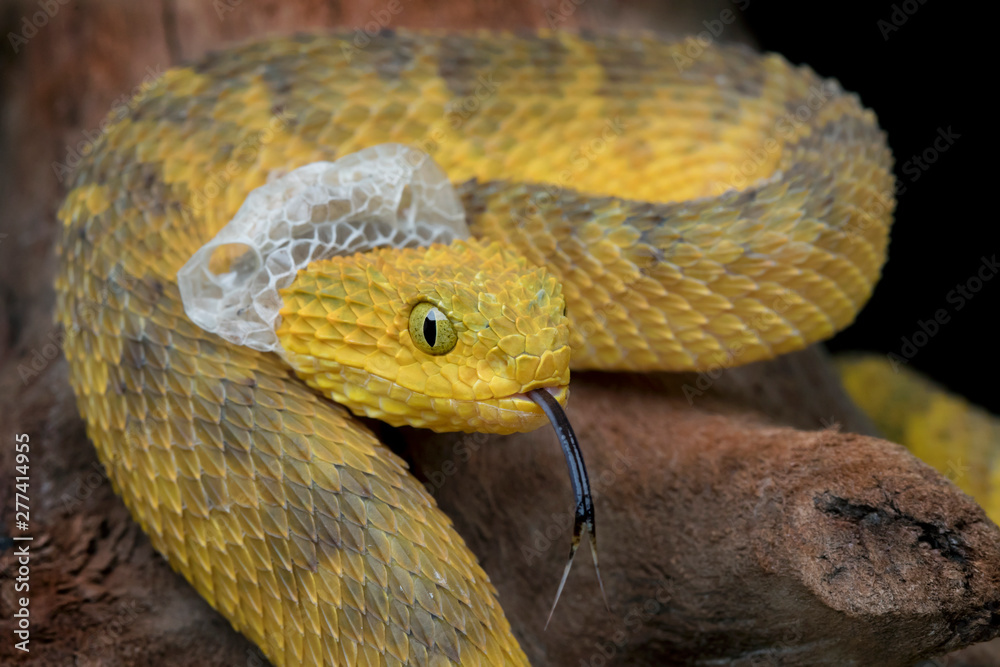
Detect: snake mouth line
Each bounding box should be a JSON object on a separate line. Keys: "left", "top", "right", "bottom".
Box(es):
{"left": 526, "top": 387, "right": 608, "bottom": 628}
{"left": 510, "top": 385, "right": 567, "bottom": 407}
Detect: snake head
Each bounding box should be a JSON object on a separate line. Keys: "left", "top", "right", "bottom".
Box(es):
{"left": 277, "top": 238, "right": 571, "bottom": 434}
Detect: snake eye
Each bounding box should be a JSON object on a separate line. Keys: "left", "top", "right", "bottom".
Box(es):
{"left": 408, "top": 302, "right": 457, "bottom": 355}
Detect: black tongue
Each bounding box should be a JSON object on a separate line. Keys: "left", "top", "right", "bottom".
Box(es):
{"left": 527, "top": 388, "right": 608, "bottom": 628}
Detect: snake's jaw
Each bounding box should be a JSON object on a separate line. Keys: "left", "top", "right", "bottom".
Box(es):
{"left": 527, "top": 388, "right": 609, "bottom": 628}
{"left": 276, "top": 239, "right": 573, "bottom": 434}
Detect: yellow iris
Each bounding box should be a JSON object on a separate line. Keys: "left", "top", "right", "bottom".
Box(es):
{"left": 408, "top": 301, "right": 458, "bottom": 355}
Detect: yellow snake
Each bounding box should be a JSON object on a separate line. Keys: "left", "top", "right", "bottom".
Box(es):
{"left": 837, "top": 355, "right": 1000, "bottom": 525}
{"left": 55, "top": 30, "right": 894, "bottom": 666}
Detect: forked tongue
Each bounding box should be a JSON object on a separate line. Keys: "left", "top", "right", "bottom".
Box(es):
{"left": 527, "top": 389, "right": 609, "bottom": 629}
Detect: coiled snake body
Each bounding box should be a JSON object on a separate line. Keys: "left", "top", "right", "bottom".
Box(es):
{"left": 55, "top": 30, "right": 893, "bottom": 666}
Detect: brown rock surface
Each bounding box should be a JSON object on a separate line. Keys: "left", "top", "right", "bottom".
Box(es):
{"left": 1, "top": 1, "right": 997, "bottom": 665}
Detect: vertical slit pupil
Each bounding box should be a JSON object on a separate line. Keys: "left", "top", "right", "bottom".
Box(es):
{"left": 423, "top": 308, "right": 438, "bottom": 347}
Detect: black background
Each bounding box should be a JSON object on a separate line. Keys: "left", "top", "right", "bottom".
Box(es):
{"left": 743, "top": 1, "right": 995, "bottom": 412}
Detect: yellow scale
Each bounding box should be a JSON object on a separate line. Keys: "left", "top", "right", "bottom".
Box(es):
{"left": 56, "top": 30, "right": 896, "bottom": 666}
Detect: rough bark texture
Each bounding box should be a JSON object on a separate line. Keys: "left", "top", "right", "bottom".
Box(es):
{"left": 1, "top": 1, "right": 997, "bottom": 665}
{"left": 402, "top": 366, "right": 1000, "bottom": 665}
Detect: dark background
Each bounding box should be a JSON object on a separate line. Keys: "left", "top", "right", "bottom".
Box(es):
{"left": 745, "top": 1, "right": 995, "bottom": 412}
